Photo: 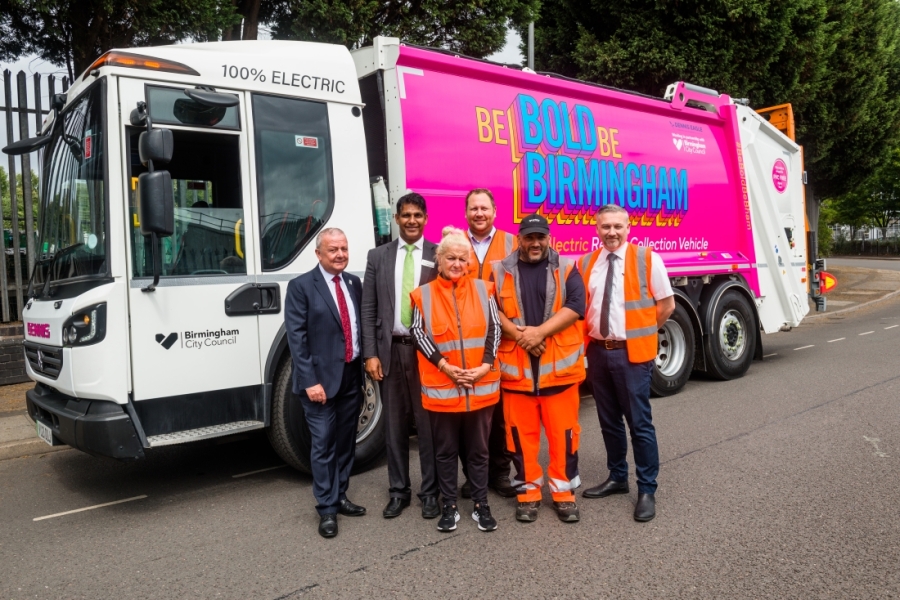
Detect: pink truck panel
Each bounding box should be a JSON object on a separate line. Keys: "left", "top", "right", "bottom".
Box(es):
{"left": 395, "top": 46, "right": 760, "bottom": 295}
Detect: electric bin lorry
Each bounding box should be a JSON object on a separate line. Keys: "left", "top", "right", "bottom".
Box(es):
{"left": 4, "top": 36, "right": 817, "bottom": 470}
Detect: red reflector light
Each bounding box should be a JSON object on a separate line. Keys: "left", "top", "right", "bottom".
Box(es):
{"left": 83, "top": 51, "right": 200, "bottom": 80}
{"left": 819, "top": 271, "right": 837, "bottom": 294}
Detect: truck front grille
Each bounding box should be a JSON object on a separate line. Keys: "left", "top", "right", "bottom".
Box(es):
{"left": 24, "top": 342, "right": 63, "bottom": 380}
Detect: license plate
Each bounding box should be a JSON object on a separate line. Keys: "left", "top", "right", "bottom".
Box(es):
{"left": 36, "top": 420, "right": 55, "bottom": 446}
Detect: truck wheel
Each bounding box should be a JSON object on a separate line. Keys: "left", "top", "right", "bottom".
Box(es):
{"left": 705, "top": 289, "right": 757, "bottom": 380}
{"left": 651, "top": 302, "right": 695, "bottom": 397}
{"left": 266, "top": 356, "right": 386, "bottom": 474}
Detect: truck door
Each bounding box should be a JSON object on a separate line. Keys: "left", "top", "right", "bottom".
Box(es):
{"left": 119, "top": 79, "right": 265, "bottom": 437}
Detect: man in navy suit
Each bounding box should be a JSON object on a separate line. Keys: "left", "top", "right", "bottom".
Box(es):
{"left": 285, "top": 227, "right": 367, "bottom": 538}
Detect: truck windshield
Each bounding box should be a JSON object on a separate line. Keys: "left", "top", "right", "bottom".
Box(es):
{"left": 32, "top": 80, "right": 107, "bottom": 293}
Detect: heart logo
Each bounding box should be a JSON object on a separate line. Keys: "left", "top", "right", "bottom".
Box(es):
{"left": 673, "top": 138, "right": 683, "bottom": 150}
{"left": 156, "top": 333, "right": 178, "bottom": 349}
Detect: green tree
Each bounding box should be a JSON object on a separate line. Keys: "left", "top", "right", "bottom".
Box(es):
{"left": 0, "top": 167, "right": 39, "bottom": 232}
{"left": 268, "top": 0, "right": 538, "bottom": 57}
{"left": 0, "top": 0, "right": 242, "bottom": 80}
{"left": 832, "top": 145, "right": 900, "bottom": 239}
{"left": 528, "top": 0, "right": 900, "bottom": 224}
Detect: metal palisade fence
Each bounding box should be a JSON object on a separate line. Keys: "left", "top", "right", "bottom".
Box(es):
{"left": 1, "top": 69, "right": 69, "bottom": 323}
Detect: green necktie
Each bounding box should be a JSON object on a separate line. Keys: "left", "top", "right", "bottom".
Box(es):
{"left": 400, "top": 244, "right": 415, "bottom": 328}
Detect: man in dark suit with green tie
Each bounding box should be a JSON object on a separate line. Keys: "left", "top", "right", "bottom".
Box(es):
{"left": 362, "top": 192, "right": 440, "bottom": 519}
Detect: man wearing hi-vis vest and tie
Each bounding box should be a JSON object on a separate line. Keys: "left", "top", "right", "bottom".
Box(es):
{"left": 492, "top": 214, "right": 587, "bottom": 524}
{"left": 580, "top": 204, "right": 675, "bottom": 523}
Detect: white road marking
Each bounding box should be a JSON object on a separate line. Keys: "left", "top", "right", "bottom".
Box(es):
{"left": 794, "top": 345, "right": 814, "bottom": 351}
{"left": 863, "top": 436, "right": 889, "bottom": 458}
{"left": 885, "top": 325, "right": 898, "bottom": 330}
{"left": 828, "top": 338, "right": 845, "bottom": 343}
{"left": 34, "top": 495, "right": 148, "bottom": 522}
{"left": 232, "top": 465, "right": 287, "bottom": 479}
{"left": 763, "top": 353, "right": 778, "bottom": 358}
{"left": 859, "top": 331, "right": 874, "bottom": 336}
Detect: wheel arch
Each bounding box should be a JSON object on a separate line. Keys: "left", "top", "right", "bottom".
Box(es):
{"left": 264, "top": 323, "right": 290, "bottom": 387}
{"left": 672, "top": 288, "right": 706, "bottom": 372}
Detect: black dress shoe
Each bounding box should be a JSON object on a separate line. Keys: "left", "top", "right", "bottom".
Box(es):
{"left": 489, "top": 476, "right": 518, "bottom": 498}
{"left": 382, "top": 497, "right": 411, "bottom": 518}
{"left": 583, "top": 477, "right": 629, "bottom": 498}
{"left": 634, "top": 493, "right": 656, "bottom": 522}
{"left": 338, "top": 499, "right": 367, "bottom": 517}
{"left": 421, "top": 496, "right": 440, "bottom": 519}
{"left": 318, "top": 514, "right": 338, "bottom": 538}
{"left": 460, "top": 480, "right": 472, "bottom": 499}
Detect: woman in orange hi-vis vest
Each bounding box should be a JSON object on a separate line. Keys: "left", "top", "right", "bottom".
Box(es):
{"left": 410, "top": 227, "right": 502, "bottom": 534}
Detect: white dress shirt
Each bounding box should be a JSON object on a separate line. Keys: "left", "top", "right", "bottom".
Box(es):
{"left": 468, "top": 226, "right": 496, "bottom": 263}
{"left": 318, "top": 263, "right": 360, "bottom": 360}
{"left": 586, "top": 242, "right": 674, "bottom": 341}
{"left": 393, "top": 237, "right": 423, "bottom": 336}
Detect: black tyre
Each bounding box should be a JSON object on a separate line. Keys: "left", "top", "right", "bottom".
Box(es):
{"left": 266, "top": 356, "right": 386, "bottom": 474}
{"left": 704, "top": 289, "right": 757, "bottom": 380}
{"left": 651, "top": 302, "right": 696, "bottom": 397}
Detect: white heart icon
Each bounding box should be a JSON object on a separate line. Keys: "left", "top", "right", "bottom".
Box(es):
{"left": 673, "top": 138, "right": 683, "bottom": 150}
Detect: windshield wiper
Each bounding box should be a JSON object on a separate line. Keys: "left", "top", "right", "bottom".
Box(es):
{"left": 39, "top": 242, "right": 84, "bottom": 298}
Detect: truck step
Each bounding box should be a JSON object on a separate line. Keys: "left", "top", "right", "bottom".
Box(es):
{"left": 147, "top": 421, "right": 265, "bottom": 447}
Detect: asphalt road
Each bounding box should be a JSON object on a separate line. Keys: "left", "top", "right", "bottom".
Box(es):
{"left": 829, "top": 256, "right": 900, "bottom": 271}
{"left": 2, "top": 297, "right": 899, "bottom": 599}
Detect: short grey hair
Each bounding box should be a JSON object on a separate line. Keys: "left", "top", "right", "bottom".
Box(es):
{"left": 597, "top": 204, "right": 628, "bottom": 218}
{"left": 316, "top": 227, "right": 346, "bottom": 249}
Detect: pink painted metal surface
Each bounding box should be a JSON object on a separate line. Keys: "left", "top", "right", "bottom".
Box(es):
{"left": 395, "top": 46, "right": 759, "bottom": 294}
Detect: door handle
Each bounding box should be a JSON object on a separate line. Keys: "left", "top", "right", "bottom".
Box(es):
{"left": 225, "top": 283, "right": 281, "bottom": 316}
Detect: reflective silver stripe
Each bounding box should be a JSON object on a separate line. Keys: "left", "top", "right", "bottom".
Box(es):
{"left": 538, "top": 346, "right": 584, "bottom": 376}
{"left": 420, "top": 284, "right": 433, "bottom": 332}
{"left": 549, "top": 475, "right": 581, "bottom": 493}
{"left": 500, "top": 362, "right": 520, "bottom": 377}
{"left": 624, "top": 298, "right": 656, "bottom": 310}
{"left": 635, "top": 245, "right": 650, "bottom": 300}
{"left": 474, "top": 380, "right": 500, "bottom": 395}
{"left": 421, "top": 386, "right": 462, "bottom": 400}
{"left": 626, "top": 325, "right": 658, "bottom": 339}
{"left": 504, "top": 232, "right": 515, "bottom": 256}
{"left": 473, "top": 279, "right": 491, "bottom": 325}
{"left": 523, "top": 367, "right": 534, "bottom": 381}
{"left": 518, "top": 476, "right": 544, "bottom": 490}
{"left": 436, "top": 337, "right": 484, "bottom": 352}
{"left": 579, "top": 253, "right": 593, "bottom": 278}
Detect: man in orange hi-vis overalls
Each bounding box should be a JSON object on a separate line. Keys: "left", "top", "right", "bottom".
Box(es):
{"left": 492, "top": 214, "right": 587, "bottom": 523}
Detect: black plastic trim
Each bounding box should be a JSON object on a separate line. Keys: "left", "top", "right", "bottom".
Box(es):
{"left": 26, "top": 383, "right": 145, "bottom": 460}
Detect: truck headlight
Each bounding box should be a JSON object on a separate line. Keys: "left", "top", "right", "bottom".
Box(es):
{"left": 62, "top": 303, "right": 107, "bottom": 346}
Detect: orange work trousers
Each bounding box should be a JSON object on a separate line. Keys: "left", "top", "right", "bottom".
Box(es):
{"left": 504, "top": 385, "right": 581, "bottom": 503}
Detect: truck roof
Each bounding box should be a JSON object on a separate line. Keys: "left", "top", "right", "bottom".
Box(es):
{"left": 68, "top": 40, "right": 362, "bottom": 106}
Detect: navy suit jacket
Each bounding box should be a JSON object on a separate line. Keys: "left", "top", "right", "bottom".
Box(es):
{"left": 284, "top": 265, "right": 363, "bottom": 399}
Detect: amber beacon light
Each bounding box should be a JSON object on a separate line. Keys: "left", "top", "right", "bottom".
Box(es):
{"left": 83, "top": 51, "right": 200, "bottom": 80}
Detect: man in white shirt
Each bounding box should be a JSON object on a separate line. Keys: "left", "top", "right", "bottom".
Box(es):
{"left": 362, "top": 193, "right": 441, "bottom": 519}
{"left": 578, "top": 204, "right": 675, "bottom": 522}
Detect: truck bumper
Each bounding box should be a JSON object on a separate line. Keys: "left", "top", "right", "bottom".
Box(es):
{"left": 25, "top": 384, "right": 145, "bottom": 460}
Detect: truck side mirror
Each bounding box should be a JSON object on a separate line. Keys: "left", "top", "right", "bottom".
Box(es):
{"left": 138, "top": 128, "right": 173, "bottom": 165}
{"left": 2, "top": 134, "right": 51, "bottom": 156}
{"left": 138, "top": 170, "right": 174, "bottom": 237}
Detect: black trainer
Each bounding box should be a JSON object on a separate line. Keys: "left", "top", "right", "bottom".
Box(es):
{"left": 472, "top": 502, "right": 498, "bottom": 532}
{"left": 437, "top": 503, "right": 460, "bottom": 532}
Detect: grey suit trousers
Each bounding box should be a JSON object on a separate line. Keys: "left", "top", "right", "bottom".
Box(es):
{"left": 382, "top": 340, "right": 439, "bottom": 501}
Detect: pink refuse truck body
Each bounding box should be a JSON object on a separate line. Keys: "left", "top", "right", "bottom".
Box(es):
{"left": 354, "top": 37, "right": 811, "bottom": 393}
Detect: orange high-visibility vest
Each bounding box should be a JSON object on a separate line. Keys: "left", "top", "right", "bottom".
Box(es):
{"left": 468, "top": 229, "right": 517, "bottom": 280}
{"left": 580, "top": 244, "right": 659, "bottom": 363}
{"left": 492, "top": 250, "right": 586, "bottom": 392}
{"left": 410, "top": 276, "right": 501, "bottom": 412}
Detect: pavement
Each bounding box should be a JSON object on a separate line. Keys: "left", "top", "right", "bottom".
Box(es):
{"left": 0, "top": 257, "right": 897, "bottom": 465}
{"left": 2, "top": 282, "right": 899, "bottom": 598}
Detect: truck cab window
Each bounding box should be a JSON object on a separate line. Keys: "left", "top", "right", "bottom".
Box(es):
{"left": 129, "top": 130, "right": 245, "bottom": 277}
{"left": 252, "top": 94, "right": 334, "bottom": 270}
